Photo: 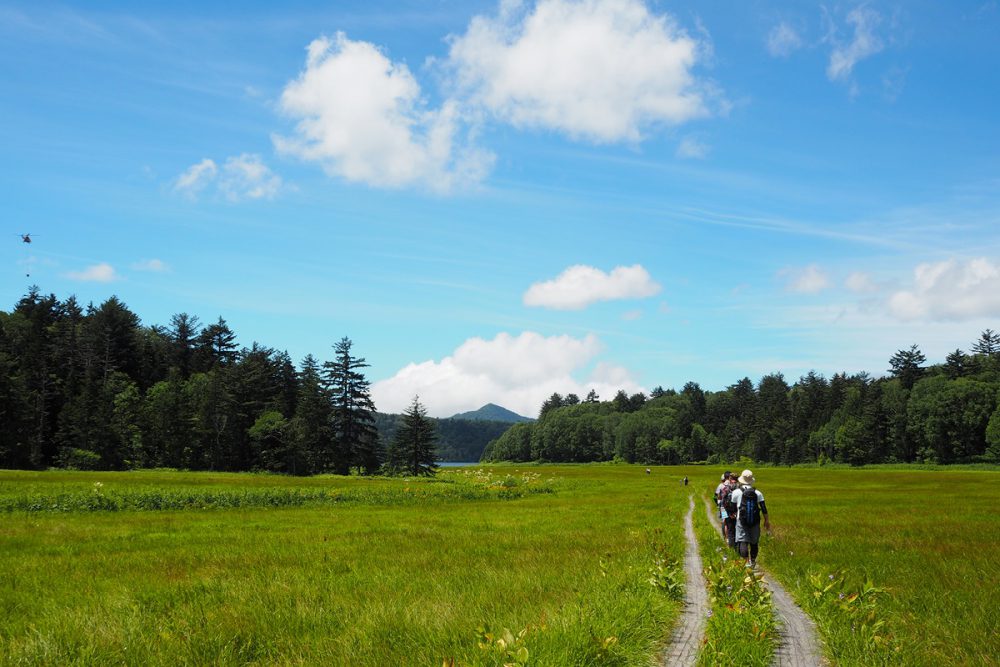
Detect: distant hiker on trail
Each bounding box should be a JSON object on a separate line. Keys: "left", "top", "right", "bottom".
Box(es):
{"left": 730, "top": 469, "right": 770, "bottom": 568}
{"left": 719, "top": 472, "right": 738, "bottom": 551}
{"left": 683, "top": 476, "right": 688, "bottom": 486}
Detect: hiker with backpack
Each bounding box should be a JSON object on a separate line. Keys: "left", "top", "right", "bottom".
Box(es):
{"left": 714, "top": 471, "right": 731, "bottom": 521}
{"left": 719, "top": 472, "right": 738, "bottom": 551}
{"left": 729, "top": 469, "right": 770, "bottom": 568}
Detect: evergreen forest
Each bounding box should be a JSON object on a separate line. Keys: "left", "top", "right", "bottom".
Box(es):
{"left": 482, "top": 334, "right": 1000, "bottom": 465}
{"left": 3, "top": 288, "right": 999, "bottom": 472}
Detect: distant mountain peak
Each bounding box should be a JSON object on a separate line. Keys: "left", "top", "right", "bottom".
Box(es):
{"left": 449, "top": 403, "right": 533, "bottom": 423}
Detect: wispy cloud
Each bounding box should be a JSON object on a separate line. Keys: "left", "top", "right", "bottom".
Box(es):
{"left": 778, "top": 264, "right": 831, "bottom": 293}
{"left": 524, "top": 264, "right": 662, "bottom": 310}
{"left": 174, "top": 154, "right": 282, "bottom": 201}
{"left": 676, "top": 136, "right": 710, "bottom": 159}
{"left": 766, "top": 21, "right": 803, "bottom": 57}
{"left": 131, "top": 258, "right": 169, "bottom": 272}
{"left": 67, "top": 263, "right": 118, "bottom": 282}
{"left": 826, "top": 6, "right": 885, "bottom": 87}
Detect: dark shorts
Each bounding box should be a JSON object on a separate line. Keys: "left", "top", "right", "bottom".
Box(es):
{"left": 735, "top": 522, "right": 762, "bottom": 545}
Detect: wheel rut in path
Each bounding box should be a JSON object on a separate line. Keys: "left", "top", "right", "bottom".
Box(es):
{"left": 701, "top": 500, "right": 826, "bottom": 667}
{"left": 661, "top": 496, "right": 708, "bottom": 667}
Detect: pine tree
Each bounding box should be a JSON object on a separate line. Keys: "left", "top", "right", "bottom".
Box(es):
{"left": 386, "top": 396, "right": 438, "bottom": 476}
{"left": 888, "top": 344, "right": 926, "bottom": 390}
{"left": 323, "top": 337, "right": 381, "bottom": 475}
{"left": 972, "top": 329, "right": 1000, "bottom": 357}
{"left": 945, "top": 349, "right": 968, "bottom": 379}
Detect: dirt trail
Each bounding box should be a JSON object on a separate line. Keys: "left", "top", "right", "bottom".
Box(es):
{"left": 700, "top": 499, "right": 826, "bottom": 667}
{"left": 661, "top": 497, "right": 708, "bottom": 667}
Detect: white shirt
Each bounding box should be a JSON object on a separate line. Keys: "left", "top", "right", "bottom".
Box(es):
{"left": 729, "top": 486, "right": 766, "bottom": 524}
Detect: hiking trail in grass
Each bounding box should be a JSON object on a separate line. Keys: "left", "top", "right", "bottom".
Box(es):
{"left": 701, "top": 499, "right": 825, "bottom": 667}
{"left": 661, "top": 496, "right": 708, "bottom": 667}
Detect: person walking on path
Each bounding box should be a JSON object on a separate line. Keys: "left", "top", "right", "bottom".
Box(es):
{"left": 713, "top": 471, "right": 730, "bottom": 519}
{"left": 730, "top": 469, "right": 770, "bottom": 568}
{"left": 719, "top": 472, "right": 738, "bottom": 551}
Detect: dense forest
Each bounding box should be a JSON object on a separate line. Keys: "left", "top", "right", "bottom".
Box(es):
{"left": 4, "top": 288, "right": 998, "bottom": 472}
{"left": 0, "top": 289, "right": 513, "bottom": 472}
{"left": 483, "top": 333, "right": 1000, "bottom": 465}
{"left": 0, "top": 289, "right": 388, "bottom": 474}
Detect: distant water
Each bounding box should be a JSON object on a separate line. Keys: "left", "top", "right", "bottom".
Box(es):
{"left": 438, "top": 461, "right": 480, "bottom": 468}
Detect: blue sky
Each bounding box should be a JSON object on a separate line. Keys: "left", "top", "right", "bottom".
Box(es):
{"left": 2, "top": 0, "right": 999, "bottom": 417}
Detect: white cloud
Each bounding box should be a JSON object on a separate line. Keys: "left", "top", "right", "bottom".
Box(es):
{"left": 888, "top": 258, "right": 1000, "bottom": 321}
{"left": 371, "top": 331, "right": 645, "bottom": 417}
{"left": 779, "top": 264, "right": 831, "bottom": 294}
{"left": 622, "top": 309, "right": 643, "bottom": 321}
{"left": 766, "top": 21, "right": 803, "bottom": 57}
{"left": 173, "top": 154, "right": 282, "bottom": 201}
{"left": 218, "top": 153, "right": 282, "bottom": 201}
{"left": 174, "top": 158, "right": 217, "bottom": 198}
{"left": 845, "top": 271, "right": 878, "bottom": 293}
{"left": 524, "top": 264, "right": 662, "bottom": 310}
{"left": 446, "top": 0, "right": 715, "bottom": 143}
{"left": 827, "top": 6, "right": 884, "bottom": 83}
{"left": 131, "top": 258, "right": 169, "bottom": 272}
{"left": 676, "top": 136, "right": 709, "bottom": 159}
{"left": 67, "top": 263, "right": 118, "bottom": 282}
{"left": 275, "top": 32, "right": 493, "bottom": 192}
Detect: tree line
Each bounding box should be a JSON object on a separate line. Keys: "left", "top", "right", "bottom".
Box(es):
{"left": 483, "top": 331, "right": 1000, "bottom": 465}
{"left": 0, "top": 289, "right": 437, "bottom": 475}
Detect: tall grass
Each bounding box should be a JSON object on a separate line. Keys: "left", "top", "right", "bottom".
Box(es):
{"left": 0, "top": 466, "right": 688, "bottom": 665}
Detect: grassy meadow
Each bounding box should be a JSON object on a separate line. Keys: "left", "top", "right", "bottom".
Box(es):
{"left": 0, "top": 467, "right": 688, "bottom": 666}
{"left": 1, "top": 465, "right": 998, "bottom": 666}
{"left": 678, "top": 465, "right": 1000, "bottom": 667}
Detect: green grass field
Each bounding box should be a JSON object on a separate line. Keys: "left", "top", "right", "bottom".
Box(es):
{"left": 1, "top": 465, "right": 997, "bottom": 666}
{"left": 0, "top": 467, "right": 687, "bottom": 666}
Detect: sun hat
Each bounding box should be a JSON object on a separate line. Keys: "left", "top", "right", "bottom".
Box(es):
{"left": 738, "top": 469, "right": 755, "bottom": 485}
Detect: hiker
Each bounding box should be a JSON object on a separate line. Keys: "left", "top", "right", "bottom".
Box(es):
{"left": 714, "top": 471, "right": 731, "bottom": 521}
{"left": 730, "top": 469, "right": 770, "bottom": 567}
{"left": 719, "top": 472, "right": 738, "bottom": 551}
{"left": 683, "top": 476, "right": 688, "bottom": 486}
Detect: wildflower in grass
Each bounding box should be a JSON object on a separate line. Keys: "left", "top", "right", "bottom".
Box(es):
{"left": 829, "top": 574, "right": 835, "bottom": 580}
{"left": 707, "top": 610, "right": 713, "bottom": 618}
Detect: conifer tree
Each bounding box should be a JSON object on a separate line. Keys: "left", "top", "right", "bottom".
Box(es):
{"left": 972, "top": 329, "right": 1000, "bottom": 357}
{"left": 888, "top": 344, "right": 926, "bottom": 390}
{"left": 386, "top": 396, "right": 438, "bottom": 476}
{"left": 323, "top": 337, "right": 381, "bottom": 475}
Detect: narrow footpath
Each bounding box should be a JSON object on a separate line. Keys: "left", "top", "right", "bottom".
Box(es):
{"left": 661, "top": 497, "right": 709, "bottom": 667}
{"left": 701, "top": 500, "right": 826, "bottom": 667}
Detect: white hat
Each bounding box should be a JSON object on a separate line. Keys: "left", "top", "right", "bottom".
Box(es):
{"left": 738, "top": 469, "right": 755, "bottom": 485}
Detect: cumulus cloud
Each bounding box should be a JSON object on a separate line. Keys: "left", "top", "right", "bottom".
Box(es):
{"left": 174, "top": 154, "right": 282, "bottom": 201}
{"left": 766, "top": 21, "right": 803, "bottom": 57}
{"left": 676, "top": 136, "right": 709, "bottom": 159}
{"left": 826, "top": 6, "right": 884, "bottom": 83}
{"left": 888, "top": 258, "right": 1000, "bottom": 321}
{"left": 275, "top": 33, "right": 493, "bottom": 192}
{"left": 779, "top": 264, "right": 830, "bottom": 294}
{"left": 845, "top": 271, "right": 878, "bottom": 293}
{"left": 524, "top": 264, "right": 662, "bottom": 310}
{"left": 371, "top": 331, "right": 645, "bottom": 417}
{"left": 67, "top": 263, "right": 118, "bottom": 282}
{"left": 446, "top": 0, "right": 715, "bottom": 143}
{"left": 132, "top": 258, "right": 169, "bottom": 272}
